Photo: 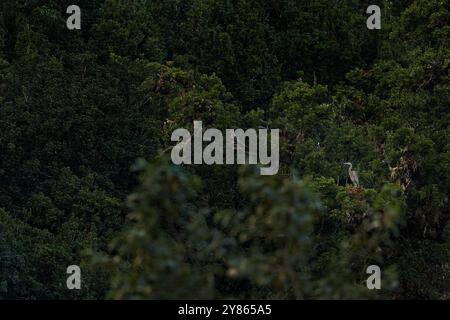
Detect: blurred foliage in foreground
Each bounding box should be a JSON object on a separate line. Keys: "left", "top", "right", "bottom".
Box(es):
{"left": 95, "top": 158, "right": 404, "bottom": 299}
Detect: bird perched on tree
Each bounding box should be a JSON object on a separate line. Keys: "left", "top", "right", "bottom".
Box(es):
{"left": 343, "top": 162, "right": 360, "bottom": 187}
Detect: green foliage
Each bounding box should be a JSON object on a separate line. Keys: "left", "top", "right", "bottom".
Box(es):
{"left": 0, "top": 209, "right": 106, "bottom": 299}
{"left": 98, "top": 160, "right": 405, "bottom": 299}
{"left": 0, "top": 0, "right": 448, "bottom": 299}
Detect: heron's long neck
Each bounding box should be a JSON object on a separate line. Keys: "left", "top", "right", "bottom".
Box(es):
{"left": 348, "top": 164, "right": 353, "bottom": 171}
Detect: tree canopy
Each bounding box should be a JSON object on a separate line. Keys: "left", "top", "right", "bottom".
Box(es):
{"left": 0, "top": 0, "right": 448, "bottom": 299}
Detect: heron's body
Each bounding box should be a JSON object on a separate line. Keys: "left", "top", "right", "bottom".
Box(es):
{"left": 343, "top": 162, "right": 360, "bottom": 187}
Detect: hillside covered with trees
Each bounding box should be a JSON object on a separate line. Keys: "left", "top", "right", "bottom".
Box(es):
{"left": 0, "top": 0, "right": 448, "bottom": 299}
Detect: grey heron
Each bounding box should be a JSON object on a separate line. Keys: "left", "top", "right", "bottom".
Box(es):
{"left": 343, "top": 162, "right": 360, "bottom": 187}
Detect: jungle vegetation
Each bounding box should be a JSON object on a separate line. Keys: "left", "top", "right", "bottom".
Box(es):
{"left": 0, "top": 0, "right": 448, "bottom": 299}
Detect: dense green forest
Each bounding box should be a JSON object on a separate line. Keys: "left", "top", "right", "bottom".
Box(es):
{"left": 0, "top": 0, "right": 448, "bottom": 299}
